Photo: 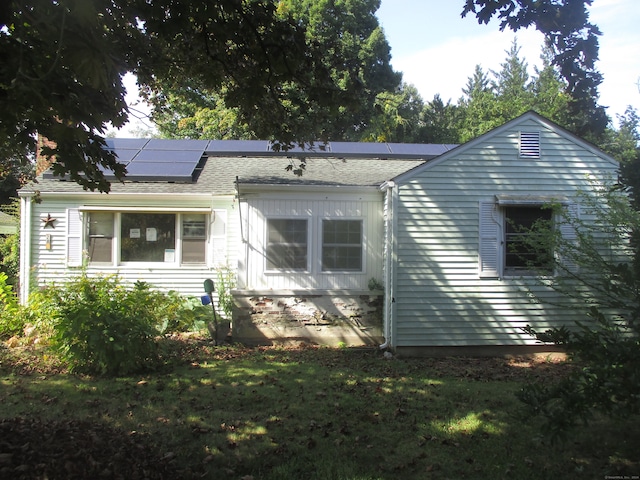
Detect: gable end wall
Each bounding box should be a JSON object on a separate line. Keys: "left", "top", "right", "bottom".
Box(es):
{"left": 392, "top": 118, "right": 619, "bottom": 347}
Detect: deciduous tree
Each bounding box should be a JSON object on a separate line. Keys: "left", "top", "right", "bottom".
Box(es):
{"left": 149, "top": 0, "right": 403, "bottom": 143}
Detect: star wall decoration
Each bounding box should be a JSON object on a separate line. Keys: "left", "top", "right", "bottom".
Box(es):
{"left": 41, "top": 213, "right": 57, "bottom": 229}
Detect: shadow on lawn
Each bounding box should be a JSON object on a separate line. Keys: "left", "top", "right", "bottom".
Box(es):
{"left": 1, "top": 342, "right": 638, "bottom": 479}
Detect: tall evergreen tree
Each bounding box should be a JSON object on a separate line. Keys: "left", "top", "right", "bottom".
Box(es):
{"left": 491, "top": 39, "right": 534, "bottom": 119}
{"left": 530, "top": 48, "right": 572, "bottom": 125}
{"left": 462, "top": 0, "right": 609, "bottom": 141}
{"left": 458, "top": 64, "right": 500, "bottom": 142}
{"left": 420, "top": 95, "right": 462, "bottom": 144}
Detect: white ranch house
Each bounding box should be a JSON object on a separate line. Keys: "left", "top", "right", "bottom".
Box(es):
{"left": 19, "top": 112, "right": 619, "bottom": 353}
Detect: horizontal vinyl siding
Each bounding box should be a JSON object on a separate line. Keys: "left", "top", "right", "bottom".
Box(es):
{"left": 393, "top": 119, "right": 618, "bottom": 347}
{"left": 29, "top": 196, "right": 236, "bottom": 298}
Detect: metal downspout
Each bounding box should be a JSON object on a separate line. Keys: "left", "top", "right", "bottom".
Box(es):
{"left": 380, "top": 181, "right": 396, "bottom": 349}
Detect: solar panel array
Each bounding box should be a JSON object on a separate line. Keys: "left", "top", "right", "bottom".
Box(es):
{"left": 44, "top": 139, "right": 457, "bottom": 183}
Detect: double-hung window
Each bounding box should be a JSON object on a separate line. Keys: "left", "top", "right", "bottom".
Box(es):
{"left": 266, "top": 219, "right": 308, "bottom": 270}
{"left": 265, "top": 218, "right": 364, "bottom": 273}
{"left": 504, "top": 206, "right": 553, "bottom": 275}
{"left": 322, "top": 219, "right": 363, "bottom": 271}
{"left": 479, "top": 198, "right": 576, "bottom": 278}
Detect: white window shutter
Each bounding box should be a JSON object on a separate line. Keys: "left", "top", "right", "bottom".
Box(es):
{"left": 479, "top": 201, "right": 500, "bottom": 278}
{"left": 558, "top": 203, "right": 579, "bottom": 274}
{"left": 210, "top": 209, "right": 227, "bottom": 267}
{"left": 66, "top": 208, "right": 83, "bottom": 267}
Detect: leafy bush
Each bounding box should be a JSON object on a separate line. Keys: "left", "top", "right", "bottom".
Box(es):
{"left": 0, "top": 233, "right": 19, "bottom": 287}
{"left": 518, "top": 183, "right": 640, "bottom": 439}
{"left": 49, "top": 275, "right": 163, "bottom": 375}
{"left": 153, "top": 288, "right": 211, "bottom": 334}
{"left": 0, "top": 200, "right": 20, "bottom": 287}
{"left": 0, "top": 271, "right": 21, "bottom": 339}
{"left": 214, "top": 265, "right": 236, "bottom": 319}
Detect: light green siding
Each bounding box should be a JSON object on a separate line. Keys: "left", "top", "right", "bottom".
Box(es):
{"left": 390, "top": 114, "right": 619, "bottom": 347}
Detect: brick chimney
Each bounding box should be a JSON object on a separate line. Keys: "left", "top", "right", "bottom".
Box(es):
{"left": 35, "top": 134, "right": 57, "bottom": 176}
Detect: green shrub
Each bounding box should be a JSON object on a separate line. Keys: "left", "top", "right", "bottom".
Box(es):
{"left": 151, "top": 287, "right": 211, "bottom": 334}
{"left": 0, "top": 271, "right": 21, "bottom": 338}
{"left": 518, "top": 184, "right": 640, "bottom": 440}
{"left": 49, "top": 275, "right": 162, "bottom": 375}
{"left": 0, "top": 233, "right": 19, "bottom": 287}
{"left": 215, "top": 264, "right": 236, "bottom": 319}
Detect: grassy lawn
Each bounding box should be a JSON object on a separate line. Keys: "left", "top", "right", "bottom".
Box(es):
{"left": 1, "top": 338, "right": 638, "bottom": 479}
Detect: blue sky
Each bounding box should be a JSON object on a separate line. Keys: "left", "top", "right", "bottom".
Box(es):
{"left": 376, "top": 0, "right": 640, "bottom": 123}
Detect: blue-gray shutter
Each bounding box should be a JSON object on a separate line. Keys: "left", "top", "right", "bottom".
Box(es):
{"left": 479, "top": 201, "right": 500, "bottom": 278}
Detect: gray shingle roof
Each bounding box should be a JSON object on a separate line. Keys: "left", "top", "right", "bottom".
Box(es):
{"left": 21, "top": 140, "right": 456, "bottom": 196}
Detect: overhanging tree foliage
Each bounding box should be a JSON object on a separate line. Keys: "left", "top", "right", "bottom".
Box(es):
{"left": 2, "top": 0, "right": 618, "bottom": 192}
{"left": 149, "top": 0, "right": 402, "bottom": 142}
{"left": 1, "top": 0, "right": 397, "bottom": 191}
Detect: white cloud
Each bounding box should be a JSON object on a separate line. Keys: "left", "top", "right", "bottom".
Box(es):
{"left": 393, "top": 28, "right": 545, "bottom": 104}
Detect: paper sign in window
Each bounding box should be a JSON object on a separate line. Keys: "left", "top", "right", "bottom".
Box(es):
{"left": 130, "top": 228, "right": 140, "bottom": 239}
{"left": 146, "top": 227, "right": 157, "bottom": 242}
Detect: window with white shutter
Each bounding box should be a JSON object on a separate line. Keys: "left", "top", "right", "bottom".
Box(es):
{"left": 210, "top": 209, "right": 228, "bottom": 267}
{"left": 66, "top": 208, "right": 84, "bottom": 267}
{"left": 479, "top": 199, "right": 579, "bottom": 278}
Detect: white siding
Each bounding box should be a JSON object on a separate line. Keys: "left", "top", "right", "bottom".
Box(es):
{"left": 27, "top": 195, "right": 237, "bottom": 298}
{"left": 239, "top": 191, "right": 383, "bottom": 290}
{"left": 392, "top": 117, "right": 619, "bottom": 347}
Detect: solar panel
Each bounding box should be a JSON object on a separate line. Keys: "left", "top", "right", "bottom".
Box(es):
{"left": 206, "top": 140, "right": 270, "bottom": 154}
{"left": 107, "top": 149, "right": 138, "bottom": 163}
{"left": 144, "top": 139, "right": 209, "bottom": 151}
{"left": 266, "top": 141, "right": 330, "bottom": 154}
{"left": 330, "top": 142, "right": 390, "bottom": 155}
{"left": 386, "top": 143, "right": 452, "bottom": 157}
{"left": 133, "top": 149, "right": 204, "bottom": 163}
{"left": 104, "top": 138, "right": 149, "bottom": 150}
{"left": 126, "top": 161, "right": 196, "bottom": 181}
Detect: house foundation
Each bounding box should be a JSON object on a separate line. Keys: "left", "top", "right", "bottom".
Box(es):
{"left": 231, "top": 290, "right": 384, "bottom": 346}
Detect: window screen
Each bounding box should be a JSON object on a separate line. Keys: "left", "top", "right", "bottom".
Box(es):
{"left": 322, "top": 219, "right": 362, "bottom": 271}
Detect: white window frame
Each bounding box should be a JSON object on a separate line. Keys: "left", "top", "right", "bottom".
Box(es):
{"left": 77, "top": 207, "right": 213, "bottom": 268}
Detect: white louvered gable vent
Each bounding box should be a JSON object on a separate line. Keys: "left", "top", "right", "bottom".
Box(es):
{"left": 519, "top": 131, "right": 540, "bottom": 158}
